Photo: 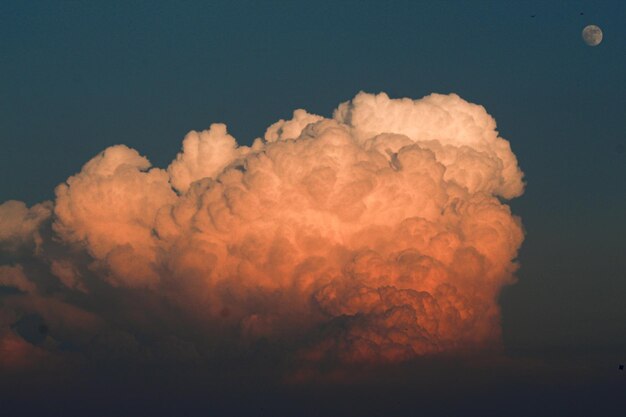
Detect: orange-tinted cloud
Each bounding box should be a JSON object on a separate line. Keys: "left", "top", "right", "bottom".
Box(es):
{"left": 0, "top": 92, "right": 524, "bottom": 371}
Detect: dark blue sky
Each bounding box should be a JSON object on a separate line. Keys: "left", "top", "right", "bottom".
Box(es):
{"left": 1, "top": 0, "right": 625, "bottom": 387}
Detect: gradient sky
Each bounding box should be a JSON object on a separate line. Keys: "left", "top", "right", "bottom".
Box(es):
{"left": 1, "top": 0, "right": 625, "bottom": 415}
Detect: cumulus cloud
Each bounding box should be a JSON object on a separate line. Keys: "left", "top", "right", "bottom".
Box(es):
{"left": 0, "top": 200, "right": 51, "bottom": 255}
{"left": 53, "top": 145, "right": 177, "bottom": 288}
{"left": 168, "top": 123, "right": 261, "bottom": 193}
{"left": 0, "top": 92, "right": 524, "bottom": 372}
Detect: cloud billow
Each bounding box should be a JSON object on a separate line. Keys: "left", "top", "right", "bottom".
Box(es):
{"left": 0, "top": 92, "right": 524, "bottom": 373}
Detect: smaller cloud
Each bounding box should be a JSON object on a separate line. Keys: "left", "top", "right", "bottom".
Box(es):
{"left": 0, "top": 200, "right": 52, "bottom": 255}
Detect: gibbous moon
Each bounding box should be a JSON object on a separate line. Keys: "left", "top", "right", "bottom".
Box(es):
{"left": 582, "top": 25, "right": 603, "bottom": 46}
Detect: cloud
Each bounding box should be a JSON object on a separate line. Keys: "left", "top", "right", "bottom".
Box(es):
{"left": 168, "top": 123, "right": 260, "bottom": 193}
{"left": 0, "top": 265, "right": 37, "bottom": 293}
{"left": 0, "top": 92, "right": 524, "bottom": 374}
{"left": 53, "top": 145, "right": 177, "bottom": 288}
{"left": 0, "top": 200, "right": 51, "bottom": 255}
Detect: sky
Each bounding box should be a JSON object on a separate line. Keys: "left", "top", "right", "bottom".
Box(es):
{"left": 1, "top": 1, "right": 625, "bottom": 415}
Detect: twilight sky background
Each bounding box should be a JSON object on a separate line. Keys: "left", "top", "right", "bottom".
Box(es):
{"left": 1, "top": 0, "right": 625, "bottom": 415}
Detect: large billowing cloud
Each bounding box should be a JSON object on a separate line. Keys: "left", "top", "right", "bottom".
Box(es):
{"left": 0, "top": 92, "right": 524, "bottom": 372}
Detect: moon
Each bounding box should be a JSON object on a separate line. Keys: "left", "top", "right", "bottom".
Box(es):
{"left": 582, "top": 25, "right": 603, "bottom": 46}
